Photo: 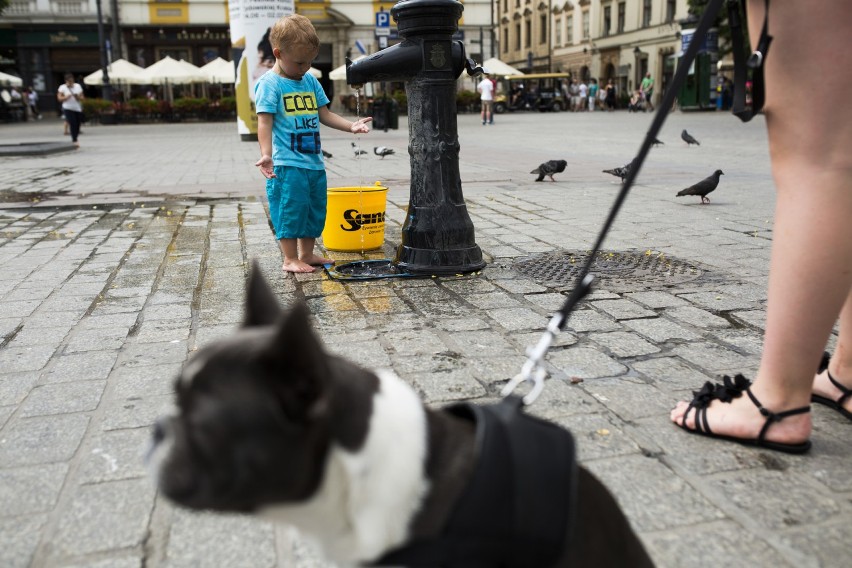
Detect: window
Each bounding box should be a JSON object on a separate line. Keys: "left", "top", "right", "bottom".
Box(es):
{"left": 504, "top": 0, "right": 508, "bottom": 12}
{"left": 540, "top": 14, "right": 547, "bottom": 44}
{"left": 603, "top": 6, "right": 611, "bottom": 37}
{"left": 617, "top": 2, "right": 625, "bottom": 33}
{"left": 643, "top": 0, "right": 652, "bottom": 27}
{"left": 515, "top": 23, "right": 521, "bottom": 50}
{"left": 582, "top": 9, "right": 589, "bottom": 40}
{"left": 525, "top": 19, "right": 531, "bottom": 48}
{"left": 503, "top": 27, "right": 509, "bottom": 53}
{"left": 555, "top": 18, "right": 562, "bottom": 45}
{"left": 666, "top": 0, "right": 676, "bottom": 22}
{"left": 566, "top": 15, "right": 573, "bottom": 44}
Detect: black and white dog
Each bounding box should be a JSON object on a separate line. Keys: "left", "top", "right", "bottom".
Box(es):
{"left": 149, "top": 264, "right": 653, "bottom": 567}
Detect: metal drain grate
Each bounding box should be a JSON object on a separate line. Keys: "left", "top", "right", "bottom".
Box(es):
{"left": 513, "top": 250, "right": 706, "bottom": 291}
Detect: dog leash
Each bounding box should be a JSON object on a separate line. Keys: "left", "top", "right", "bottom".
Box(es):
{"left": 503, "top": 0, "right": 754, "bottom": 404}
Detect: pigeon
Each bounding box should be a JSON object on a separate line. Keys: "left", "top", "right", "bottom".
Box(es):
{"left": 676, "top": 169, "right": 724, "bottom": 204}
{"left": 351, "top": 142, "right": 367, "bottom": 156}
{"left": 681, "top": 129, "right": 700, "bottom": 146}
{"left": 322, "top": 149, "right": 333, "bottom": 159}
{"left": 602, "top": 158, "right": 637, "bottom": 182}
{"left": 374, "top": 146, "right": 395, "bottom": 158}
{"left": 530, "top": 159, "right": 567, "bottom": 182}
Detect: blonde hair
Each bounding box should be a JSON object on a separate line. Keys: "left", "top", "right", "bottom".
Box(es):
{"left": 269, "top": 14, "right": 319, "bottom": 54}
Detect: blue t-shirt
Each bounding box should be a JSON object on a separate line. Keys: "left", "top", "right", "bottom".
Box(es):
{"left": 255, "top": 71, "right": 330, "bottom": 170}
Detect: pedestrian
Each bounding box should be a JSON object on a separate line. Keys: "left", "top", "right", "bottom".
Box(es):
{"left": 671, "top": 2, "right": 852, "bottom": 453}
{"left": 627, "top": 89, "right": 644, "bottom": 112}
{"left": 254, "top": 14, "right": 372, "bottom": 274}
{"left": 569, "top": 79, "right": 581, "bottom": 112}
{"left": 26, "top": 87, "right": 41, "bottom": 120}
{"left": 577, "top": 79, "right": 588, "bottom": 112}
{"left": 605, "top": 78, "right": 616, "bottom": 111}
{"left": 57, "top": 73, "right": 84, "bottom": 147}
{"left": 640, "top": 72, "right": 654, "bottom": 111}
{"left": 477, "top": 72, "right": 494, "bottom": 125}
{"left": 588, "top": 78, "right": 598, "bottom": 112}
{"left": 715, "top": 75, "right": 725, "bottom": 111}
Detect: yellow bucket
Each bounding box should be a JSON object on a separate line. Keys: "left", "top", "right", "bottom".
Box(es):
{"left": 322, "top": 182, "right": 388, "bottom": 251}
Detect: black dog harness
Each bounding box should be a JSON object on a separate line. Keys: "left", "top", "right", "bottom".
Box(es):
{"left": 373, "top": 396, "right": 577, "bottom": 568}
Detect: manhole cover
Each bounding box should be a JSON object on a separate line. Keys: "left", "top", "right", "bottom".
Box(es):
{"left": 513, "top": 250, "right": 706, "bottom": 291}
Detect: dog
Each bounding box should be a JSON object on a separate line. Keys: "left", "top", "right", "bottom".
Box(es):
{"left": 149, "top": 263, "right": 654, "bottom": 567}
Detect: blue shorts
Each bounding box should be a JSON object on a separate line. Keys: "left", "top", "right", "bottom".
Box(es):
{"left": 266, "top": 166, "right": 328, "bottom": 239}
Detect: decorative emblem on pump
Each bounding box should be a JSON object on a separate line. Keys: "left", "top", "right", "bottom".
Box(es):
{"left": 430, "top": 44, "right": 447, "bottom": 68}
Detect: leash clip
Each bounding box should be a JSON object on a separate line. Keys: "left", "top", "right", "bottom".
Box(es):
{"left": 501, "top": 313, "right": 563, "bottom": 405}
{"left": 747, "top": 50, "right": 763, "bottom": 69}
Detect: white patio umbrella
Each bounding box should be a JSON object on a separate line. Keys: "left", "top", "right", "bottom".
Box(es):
{"left": 135, "top": 56, "right": 206, "bottom": 85}
{"left": 200, "top": 57, "right": 235, "bottom": 84}
{"left": 308, "top": 67, "right": 322, "bottom": 79}
{"left": 83, "top": 58, "right": 145, "bottom": 86}
{"left": 0, "top": 71, "right": 23, "bottom": 87}
{"left": 481, "top": 58, "right": 524, "bottom": 77}
{"left": 329, "top": 56, "right": 366, "bottom": 81}
{"left": 135, "top": 56, "right": 207, "bottom": 101}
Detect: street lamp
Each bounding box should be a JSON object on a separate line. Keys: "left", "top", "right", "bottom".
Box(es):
{"left": 95, "top": 0, "right": 113, "bottom": 102}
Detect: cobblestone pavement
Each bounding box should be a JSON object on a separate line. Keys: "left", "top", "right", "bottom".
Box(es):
{"left": 1, "top": 111, "right": 850, "bottom": 568}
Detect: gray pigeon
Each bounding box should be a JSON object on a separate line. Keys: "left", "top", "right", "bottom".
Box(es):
{"left": 351, "top": 142, "right": 367, "bottom": 156}
{"left": 374, "top": 146, "right": 395, "bottom": 158}
{"left": 676, "top": 169, "right": 724, "bottom": 204}
{"left": 602, "top": 158, "right": 637, "bottom": 182}
{"left": 531, "top": 159, "right": 567, "bottom": 182}
{"left": 681, "top": 129, "right": 700, "bottom": 146}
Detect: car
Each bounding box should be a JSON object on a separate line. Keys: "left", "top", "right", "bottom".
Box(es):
{"left": 493, "top": 73, "right": 569, "bottom": 113}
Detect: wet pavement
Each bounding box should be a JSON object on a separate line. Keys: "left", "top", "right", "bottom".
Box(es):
{"left": 1, "top": 112, "right": 849, "bottom": 568}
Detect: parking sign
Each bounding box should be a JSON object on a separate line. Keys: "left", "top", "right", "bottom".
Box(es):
{"left": 376, "top": 11, "right": 390, "bottom": 28}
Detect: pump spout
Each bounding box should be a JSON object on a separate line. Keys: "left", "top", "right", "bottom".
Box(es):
{"left": 346, "top": 42, "right": 423, "bottom": 86}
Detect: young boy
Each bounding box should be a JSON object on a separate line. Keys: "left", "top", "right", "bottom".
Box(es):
{"left": 255, "top": 14, "right": 372, "bottom": 273}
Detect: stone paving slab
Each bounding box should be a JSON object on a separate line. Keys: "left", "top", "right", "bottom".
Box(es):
{"left": 1, "top": 114, "right": 849, "bottom": 568}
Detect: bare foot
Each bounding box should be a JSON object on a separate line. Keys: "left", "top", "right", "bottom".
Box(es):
{"left": 813, "top": 366, "right": 852, "bottom": 414}
{"left": 300, "top": 254, "right": 334, "bottom": 266}
{"left": 282, "top": 259, "right": 316, "bottom": 273}
{"left": 670, "top": 384, "right": 811, "bottom": 446}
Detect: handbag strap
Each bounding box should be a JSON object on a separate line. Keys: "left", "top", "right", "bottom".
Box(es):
{"left": 730, "top": 0, "right": 771, "bottom": 122}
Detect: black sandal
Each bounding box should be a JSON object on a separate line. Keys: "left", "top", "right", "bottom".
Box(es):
{"left": 812, "top": 352, "right": 852, "bottom": 421}
{"left": 678, "top": 374, "right": 812, "bottom": 454}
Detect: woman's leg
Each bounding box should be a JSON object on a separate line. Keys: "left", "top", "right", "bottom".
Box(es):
{"left": 671, "top": 0, "right": 852, "bottom": 444}
{"left": 813, "top": 290, "right": 852, "bottom": 411}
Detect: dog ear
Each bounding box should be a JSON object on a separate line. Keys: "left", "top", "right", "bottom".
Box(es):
{"left": 243, "top": 261, "right": 282, "bottom": 327}
{"left": 264, "top": 301, "right": 330, "bottom": 419}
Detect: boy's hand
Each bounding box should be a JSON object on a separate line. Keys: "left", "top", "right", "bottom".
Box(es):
{"left": 255, "top": 155, "right": 276, "bottom": 179}
{"left": 350, "top": 117, "right": 373, "bottom": 134}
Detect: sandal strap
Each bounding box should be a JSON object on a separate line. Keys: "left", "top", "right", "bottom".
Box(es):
{"left": 819, "top": 352, "right": 851, "bottom": 406}
{"left": 825, "top": 369, "right": 852, "bottom": 406}
{"left": 819, "top": 351, "right": 831, "bottom": 374}
{"left": 745, "top": 388, "right": 810, "bottom": 443}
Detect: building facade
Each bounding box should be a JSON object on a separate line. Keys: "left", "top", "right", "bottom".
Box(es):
{"left": 1, "top": 0, "right": 494, "bottom": 113}
{"left": 497, "top": 0, "right": 689, "bottom": 105}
